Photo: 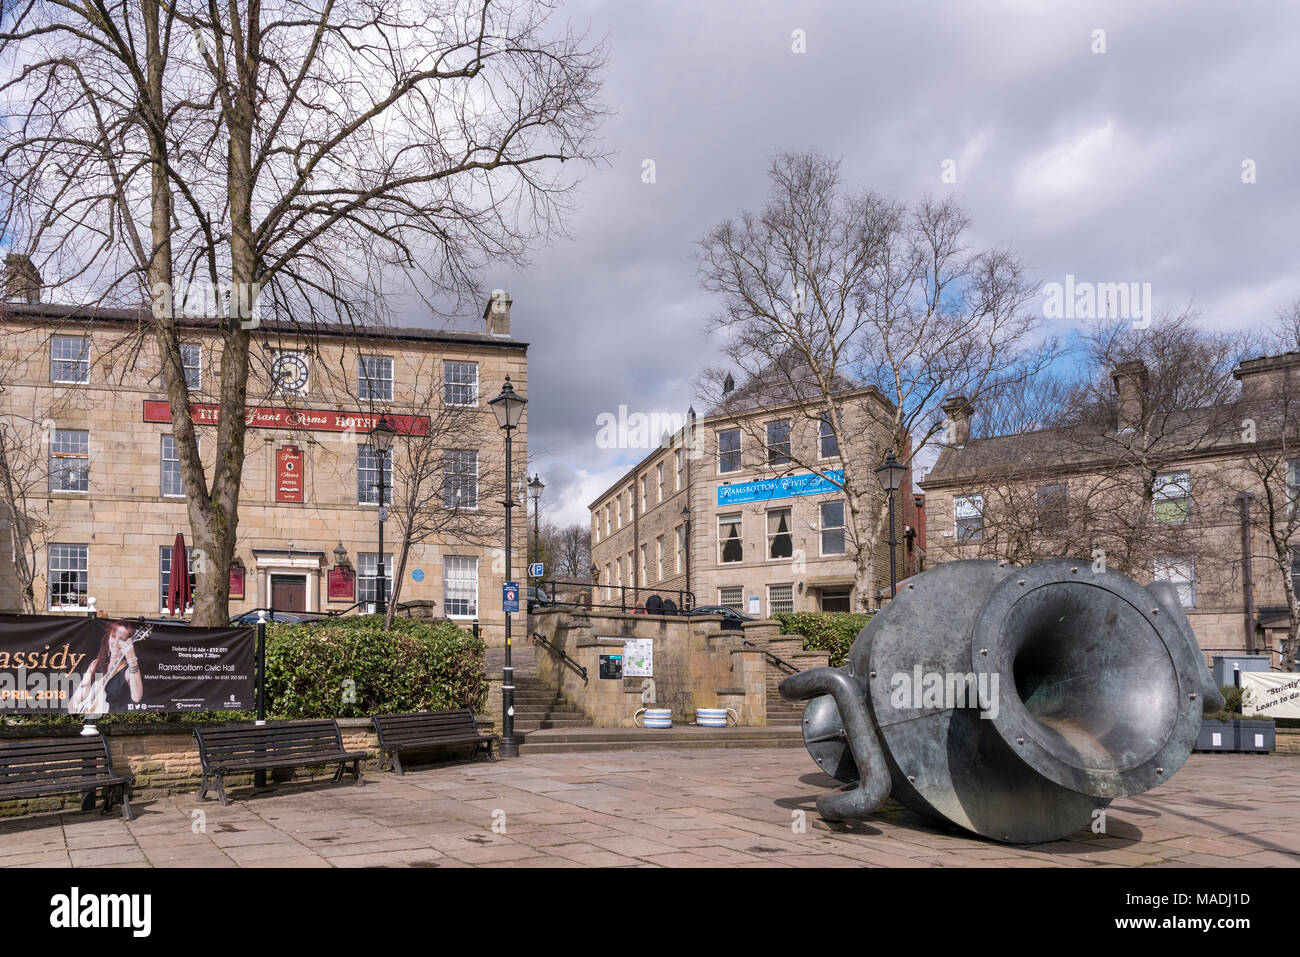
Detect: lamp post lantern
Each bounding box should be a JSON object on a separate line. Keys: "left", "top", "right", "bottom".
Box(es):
{"left": 489, "top": 376, "right": 527, "bottom": 758}
{"left": 680, "top": 503, "right": 692, "bottom": 603}
{"left": 529, "top": 474, "right": 545, "bottom": 567}
{"left": 369, "top": 413, "right": 397, "bottom": 615}
{"left": 874, "top": 450, "right": 907, "bottom": 600}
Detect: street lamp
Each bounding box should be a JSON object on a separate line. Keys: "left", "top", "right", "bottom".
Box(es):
{"left": 680, "top": 503, "right": 692, "bottom": 603}
{"left": 874, "top": 450, "right": 907, "bottom": 600}
{"left": 489, "top": 376, "right": 527, "bottom": 758}
{"left": 369, "top": 413, "right": 397, "bottom": 615}
{"left": 529, "top": 474, "right": 545, "bottom": 567}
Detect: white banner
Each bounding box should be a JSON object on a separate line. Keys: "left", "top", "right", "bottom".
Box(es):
{"left": 1240, "top": 671, "right": 1300, "bottom": 719}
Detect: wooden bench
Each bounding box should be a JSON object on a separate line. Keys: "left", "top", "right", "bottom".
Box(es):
{"left": 193, "top": 720, "right": 368, "bottom": 805}
{"left": 0, "top": 735, "right": 135, "bottom": 821}
{"left": 373, "top": 710, "right": 499, "bottom": 775}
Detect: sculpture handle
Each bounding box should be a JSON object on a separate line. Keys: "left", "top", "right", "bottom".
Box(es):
{"left": 779, "top": 667, "right": 891, "bottom": 821}
{"left": 633, "top": 708, "right": 646, "bottom": 729}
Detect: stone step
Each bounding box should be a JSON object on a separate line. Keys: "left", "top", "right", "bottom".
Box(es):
{"left": 515, "top": 725, "right": 803, "bottom": 754}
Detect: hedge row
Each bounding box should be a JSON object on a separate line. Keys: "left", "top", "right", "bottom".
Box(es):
{"left": 773, "top": 611, "right": 873, "bottom": 667}
{"left": 1, "top": 615, "right": 487, "bottom": 727}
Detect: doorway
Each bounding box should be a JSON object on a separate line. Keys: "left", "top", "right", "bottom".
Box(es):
{"left": 271, "top": 574, "right": 308, "bottom": 612}
{"left": 820, "top": 588, "right": 851, "bottom": 613}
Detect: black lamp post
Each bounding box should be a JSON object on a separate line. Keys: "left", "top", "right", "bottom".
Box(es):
{"left": 529, "top": 474, "right": 545, "bottom": 567}
{"left": 874, "top": 450, "right": 907, "bottom": 599}
{"left": 369, "top": 413, "right": 397, "bottom": 614}
{"left": 680, "top": 503, "right": 692, "bottom": 602}
{"left": 489, "top": 375, "right": 526, "bottom": 758}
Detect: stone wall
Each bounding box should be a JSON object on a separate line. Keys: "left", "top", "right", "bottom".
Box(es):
{"left": 530, "top": 607, "right": 767, "bottom": 727}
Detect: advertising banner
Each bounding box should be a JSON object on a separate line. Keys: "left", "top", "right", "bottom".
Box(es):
{"left": 716, "top": 469, "right": 844, "bottom": 506}
{"left": 0, "top": 615, "right": 255, "bottom": 714}
{"left": 1241, "top": 671, "right": 1300, "bottom": 719}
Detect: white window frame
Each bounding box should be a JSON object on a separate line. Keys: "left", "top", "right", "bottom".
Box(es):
{"left": 358, "top": 552, "right": 395, "bottom": 605}
{"left": 675, "top": 525, "right": 685, "bottom": 574}
{"left": 358, "top": 355, "right": 394, "bottom": 402}
{"left": 675, "top": 449, "right": 684, "bottom": 490}
{"left": 954, "top": 494, "right": 985, "bottom": 543}
{"left": 357, "top": 446, "right": 393, "bottom": 506}
{"left": 718, "top": 513, "right": 744, "bottom": 564}
{"left": 180, "top": 342, "right": 203, "bottom": 391}
{"left": 159, "top": 545, "right": 196, "bottom": 614}
{"left": 442, "top": 555, "right": 478, "bottom": 618}
{"left": 639, "top": 544, "right": 649, "bottom": 586}
{"left": 718, "top": 586, "right": 744, "bottom": 614}
{"left": 1153, "top": 471, "right": 1192, "bottom": 524}
{"left": 443, "top": 449, "right": 479, "bottom": 510}
{"left": 768, "top": 582, "right": 794, "bottom": 616}
{"left": 1154, "top": 556, "right": 1196, "bottom": 608}
{"left": 656, "top": 463, "right": 665, "bottom": 503}
{"left": 48, "top": 544, "right": 89, "bottom": 611}
{"left": 766, "top": 419, "right": 792, "bottom": 465}
{"left": 50, "top": 335, "right": 90, "bottom": 384}
{"left": 161, "top": 434, "right": 198, "bottom": 498}
{"left": 820, "top": 500, "right": 847, "bottom": 556}
{"left": 718, "top": 428, "right": 742, "bottom": 474}
{"left": 49, "top": 429, "right": 90, "bottom": 494}
{"left": 766, "top": 507, "right": 793, "bottom": 561}
{"left": 444, "top": 361, "right": 479, "bottom": 407}
{"left": 656, "top": 536, "right": 665, "bottom": 581}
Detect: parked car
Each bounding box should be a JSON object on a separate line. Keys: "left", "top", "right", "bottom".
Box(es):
{"left": 683, "top": 604, "right": 754, "bottom": 630}
{"left": 527, "top": 586, "right": 553, "bottom": 613}
{"left": 229, "top": 610, "right": 331, "bottom": 625}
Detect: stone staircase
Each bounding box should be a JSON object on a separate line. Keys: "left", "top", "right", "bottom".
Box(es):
{"left": 761, "top": 634, "right": 832, "bottom": 729}
{"left": 511, "top": 675, "right": 592, "bottom": 732}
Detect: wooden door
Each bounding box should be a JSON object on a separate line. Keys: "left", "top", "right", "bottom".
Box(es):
{"left": 271, "top": 575, "right": 307, "bottom": 612}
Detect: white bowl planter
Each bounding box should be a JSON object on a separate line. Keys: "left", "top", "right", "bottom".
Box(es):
{"left": 634, "top": 708, "right": 673, "bottom": 729}
{"left": 696, "top": 707, "right": 739, "bottom": 728}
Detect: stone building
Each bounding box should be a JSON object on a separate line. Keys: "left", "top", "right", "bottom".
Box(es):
{"left": 921, "top": 353, "right": 1300, "bottom": 666}
{"left": 0, "top": 262, "right": 527, "bottom": 644}
{"left": 588, "top": 386, "right": 922, "bottom": 617}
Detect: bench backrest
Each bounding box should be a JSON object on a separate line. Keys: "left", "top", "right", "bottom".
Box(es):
{"left": 192, "top": 720, "right": 343, "bottom": 769}
{"left": 373, "top": 710, "right": 482, "bottom": 748}
{"left": 0, "top": 735, "right": 117, "bottom": 790}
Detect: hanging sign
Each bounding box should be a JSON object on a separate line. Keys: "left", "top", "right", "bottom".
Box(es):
{"left": 276, "top": 445, "right": 304, "bottom": 503}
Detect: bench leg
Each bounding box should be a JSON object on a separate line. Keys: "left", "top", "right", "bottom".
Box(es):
{"left": 332, "top": 761, "right": 345, "bottom": 783}
{"left": 214, "top": 774, "right": 230, "bottom": 807}
{"left": 197, "top": 773, "right": 209, "bottom": 802}
{"left": 486, "top": 740, "right": 497, "bottom": 762}
{"left": 352, "top": 758, "right": 363, "bottom": 786}
{"left": 392, "top": 752, "right": 405, "bottom": 776}
{"left": 118, "top": 785, "right": 134, "bottom": 822}
{"left": 80, "top": 788, "right": 97, "bottom": 811}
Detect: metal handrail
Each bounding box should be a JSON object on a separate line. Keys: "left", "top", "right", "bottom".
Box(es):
{"left": 531, "top": 631, "right": 589, "bottom": 683}
{"left": 742, "top": 638, "right": 801, "bottom": 674}
{"left": 539, "top": 579, "right": 695, "bottom": 615}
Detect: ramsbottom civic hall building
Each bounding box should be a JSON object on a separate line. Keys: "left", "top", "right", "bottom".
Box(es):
{"left": 0, "top": 265, "right": 526, "bottom": 644}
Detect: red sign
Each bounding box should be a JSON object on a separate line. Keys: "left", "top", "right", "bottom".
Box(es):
{"left": 229, "top": 564, "right": 246, "bottom": 600}
{"left": 276, "top": 446, "right": 304, "bottom": 503}
{"left": 328, "top": 566, "right": 356, "bottom": 602}
{"left": 143, "top": 400, "right": 429, "bottom": 435}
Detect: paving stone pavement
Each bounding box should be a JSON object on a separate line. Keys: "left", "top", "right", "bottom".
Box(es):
{"left": 1, "top": 749, "right": 1296, "bottom": 868}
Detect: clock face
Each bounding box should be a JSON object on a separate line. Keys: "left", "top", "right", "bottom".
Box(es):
{"left": 272, "top": 353, "right": 309, "bottom": 393}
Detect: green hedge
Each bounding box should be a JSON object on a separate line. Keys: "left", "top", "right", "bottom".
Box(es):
{"left": 1, "top": 616, "right": 487, "bottom": 727}
{"left": 773, "top": 611, "right": 873, "bottom": 667}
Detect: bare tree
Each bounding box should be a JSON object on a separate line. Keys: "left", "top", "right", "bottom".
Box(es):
{"left": 538, "top": 521, "right": 592, "bottom": 582}
{"left": 695, "top": 151, "right": 1053, "bottom": 610}
{"left": 0, "top": 1, "right": 604, "bottom": 624}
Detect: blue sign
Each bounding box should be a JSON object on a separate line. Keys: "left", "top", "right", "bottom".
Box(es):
{"left": 503, "top": 581, "right": 519, "bottom": 613}
{"left": 411, "top": 568, "right": 425, "bottom": 582}
{"left": 527, "top": 562, "right": 544, "bottom": 578}
{"left": 717, "top": 470, "right": 844, "bottom": 506}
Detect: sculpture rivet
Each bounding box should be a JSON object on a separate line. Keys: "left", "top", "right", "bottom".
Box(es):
{"left": 980, "top": 648, "right": 988, "bottom": 656}
{"left": 1018, "top": 579, "right": 1025, "bottom": 585}
{"left": 1188, "top": 693, "right": 1197, "bottom": 700}
{"left": 1016, "top": 737, "right": 1024, "bottom": 744}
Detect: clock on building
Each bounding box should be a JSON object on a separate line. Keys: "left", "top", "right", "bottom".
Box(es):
{"left": 272, "top": 352, "right": 309, "bottom": 393}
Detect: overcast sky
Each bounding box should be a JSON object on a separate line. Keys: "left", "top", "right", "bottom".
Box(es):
{"left": 475, "top": 0, "right": 1300, "bottom": 529}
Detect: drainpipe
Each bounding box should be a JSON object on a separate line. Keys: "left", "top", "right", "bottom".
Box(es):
{"left": 1237, "top": 491, "right": 1256, "bottom": 654}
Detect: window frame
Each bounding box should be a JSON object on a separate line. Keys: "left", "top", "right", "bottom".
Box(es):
{"left": 1153, "top": 471, "right": 1192, "bottom": 525}
{"left": 717, "top": 428, "right": 742, "bottom": 474}
{"left": 442, "top": 449, "right": 479, "bottom": 510}
{"left": 357, "top": 446, "right": 393, "bottom": 506}
{"left": 48, "top": 544, "right": 89, "bottom": 611}
{"left": 357, "top": 354, "right": 395, "bottom": 402}
{"left": 444, "top": 360, "right": 479, "bottom": 407}
{"left": 718, "top": 586, "right": 744, "bottom": 614}
{"left": 819, "top": 417, "right": 839, "bottom": 460}
{"left": 766, "top": 419, "right": 792, "bottom": 466}
{"left": 954, "top": 494, "right": 985, "bottom": 543}
{"left": 159, "top": 545, "right": 197, "bottom": 614}
{"left": 718, "top": 512, "right": 744, "bottom": 564}
{"left": 50, "top": 335, "right": 90, "bottom": 384}
{"left": 48, "top": 429, "right": 90, "bottom": 494}
{"left": 766, "top": 506, "right": 793, "bottom": 561}
{"left": 179, "top": 342, "right": 203, "bottom": 391}
{"left": 819, "top": 500, "right": 847, "bottom": 556}
{"left": 1154, "top": 556, "right": 1196, "bottom": 608}
{"left": 441, "top": 555, "right": 478, "bottom": 618}
{"left": 767, "top": 582, "right": 794, "bottom": 616}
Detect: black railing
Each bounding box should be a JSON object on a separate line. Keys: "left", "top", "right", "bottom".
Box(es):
{"left": 538, "top": 580, "right": 695, "bottom": 615}
{"left": 532, "top": 631, "right": 588, "bottom": 683}
{"left": 742, "top": 637, "right": 800, "bottom": 674}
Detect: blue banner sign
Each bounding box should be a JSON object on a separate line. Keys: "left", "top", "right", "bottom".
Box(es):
{"left": 716, "top": 470, "right": 844, "bottom": 506}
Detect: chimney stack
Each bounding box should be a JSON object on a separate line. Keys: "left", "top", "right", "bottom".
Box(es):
{"left": 941, "top": 395, "right": 973, "bottom": 447}
{"left": 484, "top": 289, "right": 511, "bottom": 336}
{"left": 3, "top": 253, "right": 42, "bottom": 304}
{"left": 1234, "top": 352, "right": 1300, "bottom": 406}
{"left": 1111, "top": 360, "right": 1149, "bottom": 433}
